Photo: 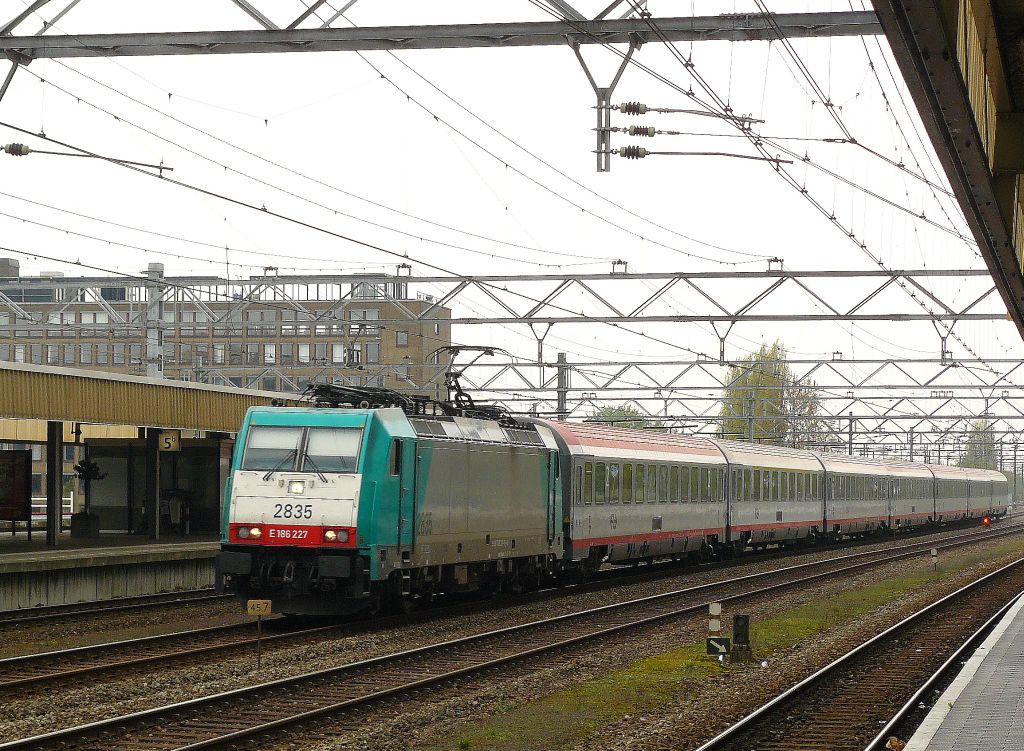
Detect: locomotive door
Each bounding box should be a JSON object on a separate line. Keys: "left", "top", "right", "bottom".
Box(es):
{"left": 396, "top": 439, "right": 416, "bottom": 550}
{"left": 546, "top": 451, "right": 558, "bottom": 546}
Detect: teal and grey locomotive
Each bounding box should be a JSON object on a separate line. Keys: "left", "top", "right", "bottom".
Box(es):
{"left": 216, "top": 386, "right": 562, "bottom": 615}
{"left": 216, "top": 384, "right": 1007, "bottom": 615}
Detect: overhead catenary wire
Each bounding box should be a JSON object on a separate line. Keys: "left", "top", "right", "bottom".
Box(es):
{"left": 0, "top": 120, "right": 723, "bottom": 362}
{"left": 29, "top": 58, "right": 768, "bottom": 267}
{"left": 604, "top": 1, "right": 996, "bottom": 369}
{"left": 20, "top": 65, "right": 615, "bottom": 269}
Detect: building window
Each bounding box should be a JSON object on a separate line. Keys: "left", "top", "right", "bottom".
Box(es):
{"left": 396, "top": 363, "right": 409, "bottom": 379}
{"left": 80, "top": 344, "right": 92, "bottom": 364}
{"left": 30, "top": 344, "right": 42, "bottom": 364}
{"left": 63, "top": 344, "right": 75, "bottom": 364}
{"left": 298, "top": 343, "right": 310, "bottom": 364}
{"left": 262, "top": 376, "right": 277, "bottom": 391}
{"left": 96, "top": 345, "right": 108, "bottom": 364}
{"left": 366, "top": 342, "right": 380, "bottom": 364}
{"left": 13, "top": 345, "right": 24, "bottom": 363}
{"left": 315, "top": 343, "right": 327, "bottom": 362}
{"left": 264, "top": 343, "right": 276, "bottom": 365}
{"left": 396, "top": 331, "right": 409, "bottom": 347}
{"left": 113, "top": 344, "right": 125, "bottom": 364}
{"left": 47, "top": 345, "right": 59, "bottom": 364}
{"left": 331, "top": 343, "right": 345, "bottom": 364}
{"left": 213, "top": 344, "right": 225, "bottom": 365}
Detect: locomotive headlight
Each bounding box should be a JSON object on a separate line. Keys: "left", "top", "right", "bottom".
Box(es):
{"left": 237, "top": 527, "right": 250, "bottom": 539}
{"left": 249, "top": 527, "right": 262, "bottom": 538}
{"left": 287, "top": 480, "right": 305, "bottom": 495}
{"left": 324, "top": 529, "right": 338, "bottom": 542}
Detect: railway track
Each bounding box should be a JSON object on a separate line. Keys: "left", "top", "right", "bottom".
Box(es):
{"left": 0, "top": 589, "right": 229, "bottom": 627}
{"left": 0, "top": 523, "right": 1015, "bottom": 695}
{"left": 2, "top": 523, "right": 1019, "bottom": 751}
{"left": 693, "top": 558, "right": 1024, "bottom": 751}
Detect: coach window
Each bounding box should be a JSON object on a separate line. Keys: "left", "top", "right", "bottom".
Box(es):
{"left": 709, "top": 468, "right": 719, "bottom": 502}
{"left": 752, "top": 469, "right": 761, "bottom": 502}
{"left": 584, "top": 462, "right": 594, "bottom": 504}
{"left": 595, "top": 463, "right": 607, "bottom": 504}
{"left": 690, "top": 467, "right": 700, "bottom": 503}
{"left": 575, "top": 466, "right": 583, "bottom": 505}
{"left": 623, "top": 464, "right": 634, "bottom": 503}
{"left": 636, "top": 464, "right": 646, "bottom": 502}
{"left": 647, "top": 465, "right": 657, "bottom": 502}
{"left": 671, "top": 466, "right": 681, "bottom": 501}
{"left": 609, "top": 464, "right": 621, "bottom": 503}
{"left": 659, "top": 466, "right": 669, "bottom": 502}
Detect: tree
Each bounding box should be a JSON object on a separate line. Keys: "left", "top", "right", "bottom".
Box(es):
{"left": 719, "top": 341, "right": 828, "bottom": 447}
{"left": 590, "top": 403, "right": 656, "bottom": 429}
{"left": 960, "top": 420, "right": 997, "bottom": 469}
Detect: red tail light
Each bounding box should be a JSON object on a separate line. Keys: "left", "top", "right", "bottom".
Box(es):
{"left": 982, "top": 515, "right": 992, "bottom": 526}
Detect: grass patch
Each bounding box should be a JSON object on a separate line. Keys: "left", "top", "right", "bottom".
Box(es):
{"left": 422, "top": 534, "right": 1024, "bottom": 751}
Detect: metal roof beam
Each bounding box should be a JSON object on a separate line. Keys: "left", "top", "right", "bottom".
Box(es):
{"left": 0, "top": 12, "right": 882, "bottom": 60}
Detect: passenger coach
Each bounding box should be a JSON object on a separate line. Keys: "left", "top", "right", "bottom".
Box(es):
{"left": 217, "top": 398, "right": 1008, "bottom": 616}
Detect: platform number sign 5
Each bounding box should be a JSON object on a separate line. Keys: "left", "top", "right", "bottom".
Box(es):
{"left": 158, "top": 431, "right": 181, "bottom": 452}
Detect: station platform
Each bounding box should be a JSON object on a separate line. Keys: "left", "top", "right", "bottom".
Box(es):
{"left": 0, "top": 534, "right": 220, "bottom": 611}
{"left": 905, "top": 591, "right": 1024, "bottom": 750}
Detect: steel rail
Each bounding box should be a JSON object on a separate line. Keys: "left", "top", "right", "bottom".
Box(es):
{"left": 0, "top": 524, "right": 1007, "bottom": 693}
{"left": 0, "top": 589, "right": 228, "bottom": 626}
{"left": 861, "top": 592, "right": 1022, "bottom": 750}
{"left": 1, "top": 523, "right": 1017, "bottom": 751}
{"left": 692, "top": 558, "right": 1024, "bottom": 751}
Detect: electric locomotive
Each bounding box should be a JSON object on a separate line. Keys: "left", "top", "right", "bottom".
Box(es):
{"left": 216, "top": 384, "right": 561, "bottom": 615}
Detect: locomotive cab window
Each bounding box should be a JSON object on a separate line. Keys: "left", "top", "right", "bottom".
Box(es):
{"left": 241, "top": 426, "right": 303, "bottom": 471}
{"left": 390, "top": 439, "right": 402, "bottom": 476}
{"left": 303, "top": 427, "right": 362, "bottom": 473}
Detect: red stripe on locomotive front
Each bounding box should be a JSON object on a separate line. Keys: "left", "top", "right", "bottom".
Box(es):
{"left": 228, "top": 523, "right": 356, "bottom": 547}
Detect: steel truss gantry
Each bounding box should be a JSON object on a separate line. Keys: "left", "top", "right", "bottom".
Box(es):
{"left": 0, "top": 10, "right": 880, "bottom": 60}
{"left": 0, "top": 269, "right": 999, "bottom": 353}
{"left": 446, "top": 354, "right": 1024, "bottom": 463}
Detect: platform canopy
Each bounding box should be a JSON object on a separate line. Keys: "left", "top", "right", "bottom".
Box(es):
{"left": 0, "top": 361, "right": 296, "bottom": 433}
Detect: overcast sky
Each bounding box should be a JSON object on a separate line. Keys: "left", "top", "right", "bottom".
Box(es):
{"left": 0, "top": 0, "right": 1018, "bottom": 426}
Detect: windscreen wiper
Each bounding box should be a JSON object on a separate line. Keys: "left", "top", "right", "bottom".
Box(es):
{"left": 300, "top": 452, "right": 328, "bottom": 483}
{"left": 262, "top": 448, "right": 298, "bottom": 481}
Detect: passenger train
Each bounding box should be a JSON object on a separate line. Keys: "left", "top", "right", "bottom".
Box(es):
{"left": 216, "top": 387, "right": 1008, "bottom": 615}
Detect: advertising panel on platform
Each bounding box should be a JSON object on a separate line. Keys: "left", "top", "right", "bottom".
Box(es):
{"left": 0, "top": 450, "right": 31, "bottom": 521}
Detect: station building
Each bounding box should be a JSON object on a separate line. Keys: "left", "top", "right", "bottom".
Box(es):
{"left": 0, "top": 258, "right": 451, "bottom": 534}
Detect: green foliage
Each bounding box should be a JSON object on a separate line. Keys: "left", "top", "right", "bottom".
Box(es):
{"left": 719, "top": 341, "right": 828, "bottom": 446}
{"left": 589, "top": 403, "right": 656, "bottom": 430}
{"left": 960, "top": 420, "right": 997, "bottom": 470}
